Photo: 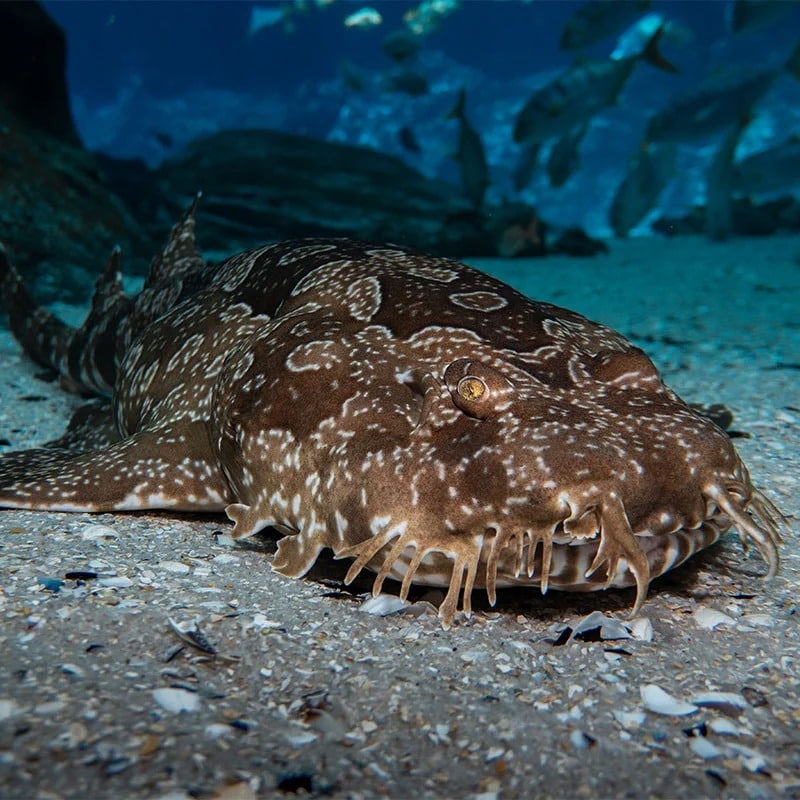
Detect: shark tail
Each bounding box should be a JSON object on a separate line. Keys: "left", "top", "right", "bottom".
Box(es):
{"left": 1, "top": 243, "right": 73, "bottom": 377}
{"left": 1, "top": 243, "right": 132, "bottom": 397}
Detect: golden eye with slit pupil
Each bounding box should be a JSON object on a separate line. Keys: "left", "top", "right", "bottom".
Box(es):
{"left": 457, "top": 376, "right": 487, "bottom": 401}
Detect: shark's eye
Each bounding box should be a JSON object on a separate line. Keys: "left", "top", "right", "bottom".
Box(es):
{"left": 457, "top": 376, "right": 487, "bottom": 402}
{"left": 445, "top": 359, "right": 515, "bottom": 420}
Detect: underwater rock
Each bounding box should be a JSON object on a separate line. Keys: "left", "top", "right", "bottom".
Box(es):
{"left": 0, "top": 111, "right": 151, "bottom": 303}
{"left": 551, "top": 227, "right": 610, "bottom": 257}
{"left": 0, "top": 1, "right": 79, "bottom": 145}
{"left": 156, "top": 128, "right": 499, "bottom": 257}
{"left": 0, "top": 3, "right": 151, "bottom": 303}
{"left": 653, "top": 195, "right": 800, "bottom": 238}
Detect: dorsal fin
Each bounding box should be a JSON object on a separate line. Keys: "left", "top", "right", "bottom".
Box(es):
{"left": 60, "top": 247, "right": 133, "bottom": 395}
{"left": 145, "top": 192, "right": 205, "bottom": 289}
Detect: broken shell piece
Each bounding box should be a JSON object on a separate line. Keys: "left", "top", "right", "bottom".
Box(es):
{"left": 641, "top": 684, "right": 698, "bottom": 716}
{"left": 728, "top": 743, "right": 768, "bottom": 773}
{"left": 204, "top": 723, "right": 234, "bottom": 739}
{"left": 628, "top": 617, "right": 654, "bottom": 641}
{"left": 560, "top": 611, "right": 631, "bottom": 643}
{"left": 612, "top": 709, "right": 647, "bottom": 729}
{"left": 740, "top": 613, "right": 774, "bottom": 627}
{"left": 693, "top": 607, "right": 736, "bottom": 630}
{"left": 152, "top": 687, "right": 201, "bottom": 713}
{"left": 97, "top": 576, "right": 133, "bottom": 588}
{"left": 37, "top": 577, "right": 64, "bottom": 592}
{"left": 709, "top": 718, "right": 743, "bottom": 736}
{"left": 569, "top": 730, "right": 596, "bottom": 750}
{"left": 599, "top": 619, "right": 631, "bottom": 640}
{"left": 0, "top": 699, "right": 21, "bottom": 721}
{"left": 358, "top": 593, "right": 437, "bottom": 618}
{"left": 359, "top": 594, "right": 411, "bottom": 616}
{"left": 80, "top": 524, "right": 119, "bottom": 541}
{"left": 156, "top": 560, "right": 190, "bottom": 574}
{"left": 691, "top": 691, "right": 748, "bottom": 715}
{"left": 485, "top": 746, "right": 505, "bottom": 763}
{"left": 284, "top": 729, "right": 318, "bottom": 747}
{"left": 741, "top": 686, "right": 768, "bottom": 707}
{"left": 690, "top": 737, "right": 723, "bottom": 760}
{"left": 168, "top": 617, "right": 217, "bottom": 655}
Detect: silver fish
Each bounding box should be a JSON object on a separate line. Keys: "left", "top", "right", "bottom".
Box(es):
{"left": 727, "top": 0, "right": 799, "bottom": 33}
{"left": 645, "top": 39, "right": 800, "bottom": 145}
{"left": 447, "top": 88, "right": 489, "bottom": 209}
{"left": 560, "top": 0, "right": 651, "bottom": 51}
{"left": 609, "top": 144, "right": 676, "bottom": 237}
{"left": 514, "top": 25, "right": 676, "bottom": 148}
{"left": 546, "top": 122, "right": 589, "bottom": 188}
{"left": 706, "top": 117, "right": 751, "bottom": 241}
{"left": 732, "top": 134, "right": 800, "bottom": 195}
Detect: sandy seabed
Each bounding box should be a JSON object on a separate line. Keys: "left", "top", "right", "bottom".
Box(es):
{"left": 0, "top": 235, "right": 798, "bottom": 800}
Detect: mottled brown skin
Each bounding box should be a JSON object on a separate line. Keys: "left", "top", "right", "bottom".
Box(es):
{"left": 0, "top": 204, "right": 785, "bottom": 627}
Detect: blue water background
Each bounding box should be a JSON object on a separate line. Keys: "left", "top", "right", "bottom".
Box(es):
{"left": 42, "top": 0, "right": 800, "bottom": 236}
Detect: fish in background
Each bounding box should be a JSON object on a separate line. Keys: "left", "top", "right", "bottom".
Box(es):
{"left": 546, "top": 122, "right": 589, "bottom": 188}
{"left": 383, "top": 29, "right": 421, "bottom": 62}
{"left": 398, "top": 125, "right": 421, "bottom": 153}
{"left": 382, "top": 68, "right": 429, "bottom": 96}
{"left": 727, "top": 0, "right": 798, "bottom": 33}
{"left": 612, "top": 12, "right": 694, "bottom": 60}
{"left": 153, "top": 131, "right": 174, "bottom": 149}
{"left": 486, "top": 204, "right": 545, "bottom": 258}
{"left": 645, "top": 38, "right": 800, "bottom": 144}
{"left": 344, "top": 7, "right": 382, "bottom": 29}
{"left": 514, "top": 26, "right": 677, "bottom": 149}
{"left": 404, "top": 0, "right": 460, "bottom": 37}
{"left": 732, "top": 134, "right": 800, "bottom": 195}
{"left": 560, "top": 0, "right": 651, "bottom": 51}
{"left": 248, "top": 5, "right": 293, "bottom": 35}
{"left": 446, "top": 88, "right": 488, "bottom": 209}
{"left": 706, "top": 117, "right": 751, "bottom": 241}
{"left": 248, "top": 0, "right": 336, "bottom": 36}
{"left": 338, "top": 59, "right": 367, "bottom": 92}
{"left": 609, "top": 143, "right": 677, "bottom": 237}
{"left": 512, "top": 142, "right": 541, "bottom": 193}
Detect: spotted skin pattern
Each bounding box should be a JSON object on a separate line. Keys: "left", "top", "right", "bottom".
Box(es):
{"left": 0, "top": 204, "right": 785, "bottom": 627}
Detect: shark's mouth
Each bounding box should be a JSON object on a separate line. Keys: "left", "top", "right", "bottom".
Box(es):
{"left": 328, "top": 482, "right": 783, "bottom": 628}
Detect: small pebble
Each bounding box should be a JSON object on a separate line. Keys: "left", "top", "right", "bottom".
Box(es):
{"left": 37, "top": 577, "right": 64, "bottom": 592}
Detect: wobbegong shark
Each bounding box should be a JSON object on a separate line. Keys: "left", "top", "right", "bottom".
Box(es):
{"left": 0, "top": 200, "right": 785, "bottom": 627}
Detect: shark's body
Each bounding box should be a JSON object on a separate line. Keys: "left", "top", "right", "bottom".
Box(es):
{"left": 0, "top": 204, "right": 784, "bottom": 626}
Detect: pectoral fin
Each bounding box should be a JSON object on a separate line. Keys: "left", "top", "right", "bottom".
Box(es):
{"left": 0, "top": 421, "right": 230, "bottom": 512}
